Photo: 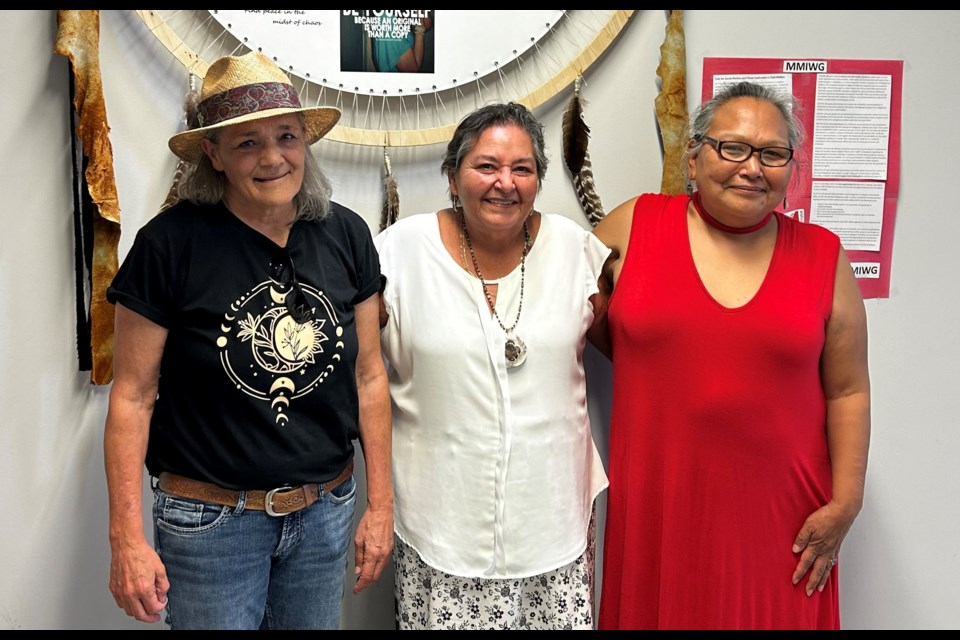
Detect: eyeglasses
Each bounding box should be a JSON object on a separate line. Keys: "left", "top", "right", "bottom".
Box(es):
{"left": 698, "top": 135, "right": 794, "bottom": 167}
{"left": 269, "top": 248, "right": 314, "bottom": 324}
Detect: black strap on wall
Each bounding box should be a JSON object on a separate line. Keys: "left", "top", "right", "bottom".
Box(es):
{"left": 69, "top": 68, "right": 93, "bottom": 372}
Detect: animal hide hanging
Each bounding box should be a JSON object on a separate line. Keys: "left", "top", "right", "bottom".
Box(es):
{"left": 380, "top": 147, "right": 400, "bottom": 231}
{"left": 655, "top": 10, "right": 689, "bottom": 196}
{"left": 161, "top": 74, "right": 201, "bottom": 212}
{"left": 54, "top": 9, "right": 121, "bottom": 385}
{"left": 562, "top": 77, "right": 605, "bottom": 227}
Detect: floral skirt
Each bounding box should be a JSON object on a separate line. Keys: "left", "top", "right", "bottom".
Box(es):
{"left": 393, "top": 510, "right": 597, "bottom": 630}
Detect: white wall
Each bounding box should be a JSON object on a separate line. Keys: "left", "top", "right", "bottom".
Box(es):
{"left": 1, "top": 9, "right": 957, "bottom": 630}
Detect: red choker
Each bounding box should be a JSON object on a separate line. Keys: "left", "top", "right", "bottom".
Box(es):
{"left": 691, "top": 191, "right": 774, "bottom": 234}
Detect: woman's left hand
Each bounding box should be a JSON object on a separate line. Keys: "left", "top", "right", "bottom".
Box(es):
{"left": 791, "top": 501, "right": 856, "bottom": 596}
{"left": 352, "top": 505, "right": 394, "bottom": 594}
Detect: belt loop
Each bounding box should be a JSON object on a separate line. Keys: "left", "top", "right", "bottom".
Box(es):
{"left": 235, "top": 490, "right": 247, "bottom": 515}
{"left": 321, "top": 459, "right": 354, "bottom": 494}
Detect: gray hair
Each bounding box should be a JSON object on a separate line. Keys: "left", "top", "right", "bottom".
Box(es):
{"left": 685, "top": 81, "right": 805, "bottom": 182}
{"left": 440, "top": 102, "right": 548, "bottom": 206}
{"left": 176, "top": 115, "right": 333, "bottom": 221}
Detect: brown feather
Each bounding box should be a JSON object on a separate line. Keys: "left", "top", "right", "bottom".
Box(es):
{"left": 161, "top": 82, "right": 202, "bottom": 212}
{"left": 160, "top": 160, "right": 186, "bottom": 212}
{"left": 562, "top": 84, "right": 589, "bottom": 175}
{"left": 380, "top": 149, "right": 400, "bottom": 231}
{"left": 574, "top": 154, "right": 605, "bottom": 227}
{"left": 184, "top": 77, "right": 201, "bottom": 129}
{"left": 563, "top": 78, "right": 606, "bottom": 226}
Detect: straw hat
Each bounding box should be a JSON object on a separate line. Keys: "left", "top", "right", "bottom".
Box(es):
{"left": 168, "top": 51, "right": 340, "bottom": 162}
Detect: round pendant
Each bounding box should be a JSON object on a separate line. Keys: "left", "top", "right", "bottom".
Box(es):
{"left": 504, "top": 335, "right": 527, "bottom": 368}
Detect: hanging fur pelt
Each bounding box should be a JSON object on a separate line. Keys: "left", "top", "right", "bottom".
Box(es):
{"left": 562, "top": 77, "right": 605, "bottom": 227}
{"left": 380, "top": 147, "right": 400, "bottom": 231}
{"left": 160, "top": 75, "right": 201, "bottom": 212}
{"left": 55, "top": 9, "right": 122, "bottom": 385}
{"left": 655, "top": 10, "right": 689, "bottom": 196}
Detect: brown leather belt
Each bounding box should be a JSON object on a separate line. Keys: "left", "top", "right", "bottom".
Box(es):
{"left": 158, "top": 460, "right": 354, "bottom": 517}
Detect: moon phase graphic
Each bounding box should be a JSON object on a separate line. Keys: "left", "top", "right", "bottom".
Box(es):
{"left": 219, "top": 280, "right": 346, "bottom": 425}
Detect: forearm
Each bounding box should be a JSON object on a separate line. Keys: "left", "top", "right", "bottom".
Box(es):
{"left": 105, "top": 306, "right": 165, "bottom": 546}
{"left": 412, "top": 29, "right": 424, "bottom": 69}
{"left": 351, "top": 332, "right": 394, "bottom": 592}
{"left": 356, "top": 370, "right": 393, "bottom": 511}
{"left": 821, "top": 251, "right": 870, "bottom": 518}
{"left": 104, "top": 395, "right": 154, "bottom": 547}
{"left": 825, "top": 390, "right": 870, "bottom": 516}
{"left": 103, "top": 304, "right": 170, "bottom": 621}
{"left": 353, "top": 294, "right": 393, "bottom": 511}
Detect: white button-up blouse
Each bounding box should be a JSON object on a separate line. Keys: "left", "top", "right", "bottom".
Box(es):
{"left": 375, "top": 211, "right": 609, "bottom": 578}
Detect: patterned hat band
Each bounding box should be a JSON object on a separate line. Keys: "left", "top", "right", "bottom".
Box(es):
{"left": 197, "top": 82, "right": 301, "bottom": 128}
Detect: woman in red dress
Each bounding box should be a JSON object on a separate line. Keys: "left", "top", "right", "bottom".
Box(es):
{"left": 591, "top": 81, "right": 870, "bottom": 629}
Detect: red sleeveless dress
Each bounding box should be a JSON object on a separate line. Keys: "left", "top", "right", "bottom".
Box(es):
{"left": 599, "top": 194, "right": 842, "bottom": 629}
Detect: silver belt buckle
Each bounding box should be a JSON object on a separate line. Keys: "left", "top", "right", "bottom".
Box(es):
{"left": 265, "top": 486, "right": 292, "bottom": 517}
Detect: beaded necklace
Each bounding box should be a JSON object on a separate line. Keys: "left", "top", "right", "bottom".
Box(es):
{"left": 461, "top": 212, "right": 530, "bottom": 368}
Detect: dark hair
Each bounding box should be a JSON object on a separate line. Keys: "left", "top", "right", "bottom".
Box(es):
{"left": 440, "top": 102, "right": 548, "bottom": 205}
{"left": 176, "top": 114, "right": 333, "bottom": 221}
{"left": 685, "top": 81, "right": 804, "bottom": 180}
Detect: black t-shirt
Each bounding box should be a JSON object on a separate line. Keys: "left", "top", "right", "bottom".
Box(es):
{"left": 107, "top": 200, "right": 381, "bottom": 489}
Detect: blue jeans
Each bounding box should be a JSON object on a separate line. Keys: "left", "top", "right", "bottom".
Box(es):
{"left": 152, "top": 474, "right": 357, "bottom": 630}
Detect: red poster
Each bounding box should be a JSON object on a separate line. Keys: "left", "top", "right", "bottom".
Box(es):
{"left": 702, "top": 58, "right": 903, "bottom": 299}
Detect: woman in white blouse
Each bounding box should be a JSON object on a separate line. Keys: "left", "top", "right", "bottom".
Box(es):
{"left": 375, "top": 102, "right": 609, "bottom": 630}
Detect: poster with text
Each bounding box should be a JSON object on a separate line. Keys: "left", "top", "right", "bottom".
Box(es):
{"left": 702, "top": 58, "right": 903, "bottom": 299}
{"left": 340, "top": 10, "right": 434, "bottom": 74}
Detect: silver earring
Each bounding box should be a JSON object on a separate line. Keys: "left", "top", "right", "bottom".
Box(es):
{"left": 452, "top": 194, "right": 461, "bottom": 211}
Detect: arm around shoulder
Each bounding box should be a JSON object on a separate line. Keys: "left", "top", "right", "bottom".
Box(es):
{"left": 586, "top": 196, "right": 640, "bottom": 358}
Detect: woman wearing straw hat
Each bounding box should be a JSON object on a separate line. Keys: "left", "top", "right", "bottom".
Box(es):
{"left": 103, "top": 51, "right": 393, "bottom": 630}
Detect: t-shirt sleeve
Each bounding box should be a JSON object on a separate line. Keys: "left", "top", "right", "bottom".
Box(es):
{"left": 106, "top": 227, "right": 176, "bottom": 328}
{"left": 372, "top": 225, "right": 394, "bottom": 310}
{"left": 583, "top": 228, "right": 612, "bottom": 299}
{"left": 345, "top": 209, "right": 382, "bottom": 305}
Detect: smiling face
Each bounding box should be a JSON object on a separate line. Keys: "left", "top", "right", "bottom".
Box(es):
{"left": 449, "top": 124, "right": 539, "bottom": 238}
{"left": 688, "top": 97, "right": 793, "bottom": 225}
{"left": 201, "top": 113, "right": 306, "bottom": 219}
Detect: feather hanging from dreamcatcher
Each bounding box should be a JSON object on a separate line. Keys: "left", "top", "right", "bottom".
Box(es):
{"left": 160, "top": 73, "right": 200, "bottom": 212}
{"left": 380, "top": 147, "right": 400, "bottom": 231}
{"left": 562, "top": 76, "right": 605, "bottom": 227}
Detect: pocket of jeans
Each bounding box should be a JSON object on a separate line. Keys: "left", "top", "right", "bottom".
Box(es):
{"left": 154, "top": 489, "right": 230, "bottom": 536}
{"left": 327, "top": 475, "right": 357, "bottom": 505}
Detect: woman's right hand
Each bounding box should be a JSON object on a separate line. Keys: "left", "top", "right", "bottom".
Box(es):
{"left": 109, "top": 539, "right": 169, "bottom": 623}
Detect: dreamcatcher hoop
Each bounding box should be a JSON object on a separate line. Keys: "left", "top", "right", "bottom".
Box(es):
{"left": 136, "top": 10, "right": 635, "bottom": 147}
